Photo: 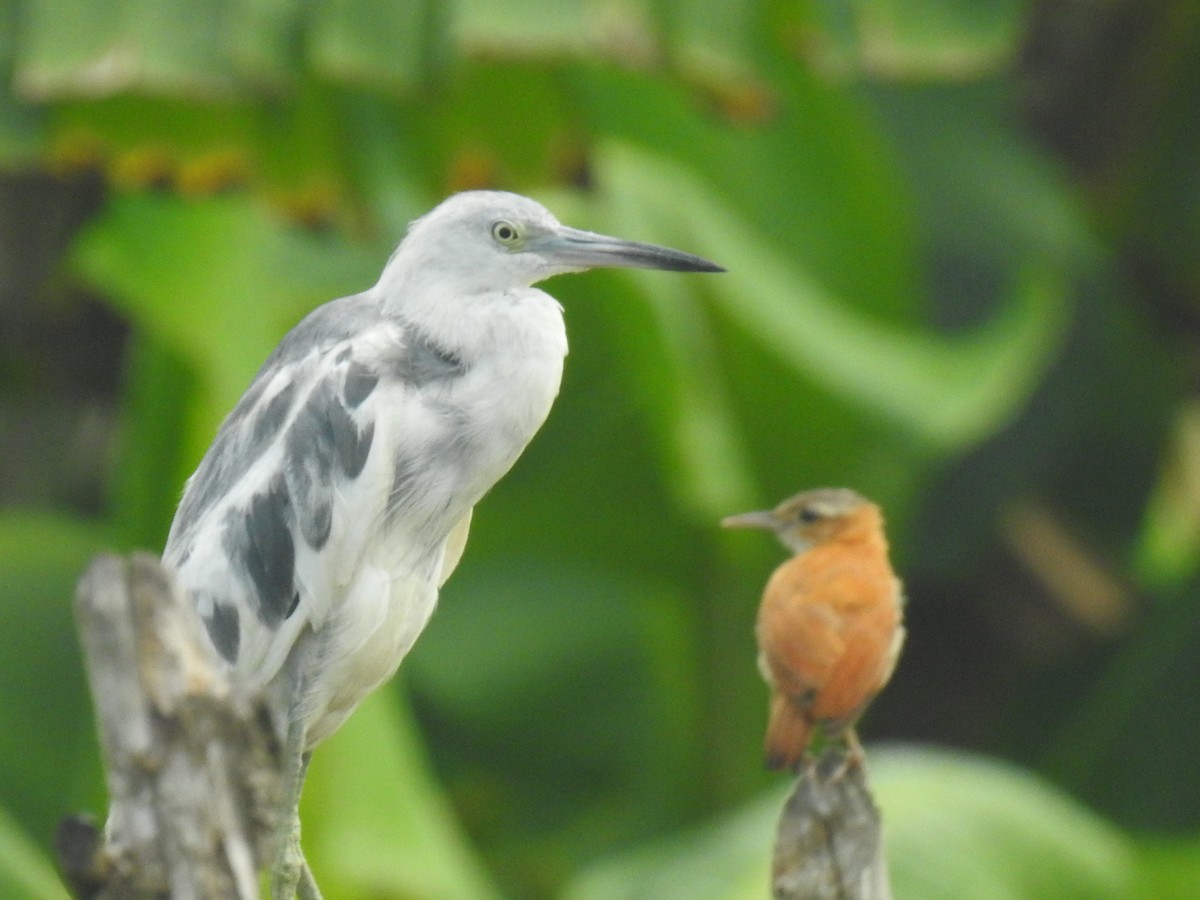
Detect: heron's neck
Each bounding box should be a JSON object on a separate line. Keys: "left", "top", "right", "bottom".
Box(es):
{"left": 372, "top": 266, "right": 565, "bottom": 366}
{"left": 373, "top": 266, "right": 488, "bottom": 353}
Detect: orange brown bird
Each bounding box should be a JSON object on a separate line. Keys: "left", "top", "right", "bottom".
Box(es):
{"left": 723, "top": 488, "right": 905, "bottom": 772}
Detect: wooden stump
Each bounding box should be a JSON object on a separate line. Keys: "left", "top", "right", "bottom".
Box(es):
{"left": 58, "top": 553, "right": 281, "bottom": 900}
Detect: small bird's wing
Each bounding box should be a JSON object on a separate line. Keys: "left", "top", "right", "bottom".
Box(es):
{"left": 756, "top": 562, "right": 846, "bottom": 705}
{"left": 809, "top": 565, "right": 903, "bottom": 730}
{"left": 163, "top": 293, "right": 451, "bottom": 691}
{"left": 757, "top": 575, "right": 845, "bottom": 770}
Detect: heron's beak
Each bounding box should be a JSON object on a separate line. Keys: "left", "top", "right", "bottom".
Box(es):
{"left": 721, "top": 510, "right": 779, "bottom": 530}
{"left": 544, "top": 226, "right": 724, "bottom": 273}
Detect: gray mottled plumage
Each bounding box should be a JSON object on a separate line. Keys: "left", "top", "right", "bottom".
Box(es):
{"left": 160, "top": 190, "right": 722, "bottom": 899}
{"left": 164, "top": 291, "right": 492, "bottom": 745}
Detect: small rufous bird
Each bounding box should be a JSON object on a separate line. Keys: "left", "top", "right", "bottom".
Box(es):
{"left": 723, "top": 488, "right": 905, "bottom": 772}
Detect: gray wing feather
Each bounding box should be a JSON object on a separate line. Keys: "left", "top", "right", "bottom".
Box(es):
{"left": 165, "top": 294, "right": 386, "bottom": 670}
{"left": 167, "top": 294, "right": 382, "bottom": 550}
{"left": 164, "top": 290, "right": 472, "bottom": 694}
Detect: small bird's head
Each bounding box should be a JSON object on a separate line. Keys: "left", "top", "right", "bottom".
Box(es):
{"left": 722, "top": 488, "right": 878, "bottom": 555}
{"left": 381, "top": 190, "right": 723, "bottom": 297}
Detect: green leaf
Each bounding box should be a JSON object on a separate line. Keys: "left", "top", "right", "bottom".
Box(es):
{"left": 560, "top": 787, "right": 781, "bottom": 900}
{"left": 569, "top": 64, "right": 923, "bottom": 323}
{"left": 301, "top": 688, "right": 501, "bottom": 900}
{"left": 1134, "top": 403, "right": 1200, "bottom": 589}
{"left": 453, "top": 0, "right": 601, "bottom": 56}
{"left": 0, "top": 0, "right": 43, "bottom": 165}
{"left": 308, "top": 0, "right": 435, "bottom": 92}
{"left": 869, "top": 82, "right": 1098, "bottom": 270}
{"left": 878, "top": 747, "right": 1136, "bottom": 900}
{"left": 107, "top": 332, "right": 195, "bottom": 549}
{"left": 665, "top": 0, "right": 762, "bottom": 83}
{"left": 813, "top": 0, "right": 1030, "bottom": 79}
{"left": 14, "top": 0, "right": 241, "bottom": 98}
{"left": 409, "top": 558, "right": 702, "bottom": 823}
{"left": 0, "top": 804, "right": 68, "bottom": 900}
{"left": 1132, "top": 836, "right": 1200, "bottom": 900}
{"left": 594, "top": 141, "right": 1069, "bottom": 452}
{"left": 563, "top": 746, "right": 1137, "bottom": 900}
{"left": 0, "top": 512, "right": 109, "bottom": 865}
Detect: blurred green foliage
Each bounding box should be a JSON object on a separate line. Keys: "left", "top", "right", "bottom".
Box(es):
{"left": 2, "top": 0, "right": 1200, "bottom": 897}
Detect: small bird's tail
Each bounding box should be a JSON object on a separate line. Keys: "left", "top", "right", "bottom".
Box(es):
{"left": 764, "top": 694, "right": 812, "bottom": 771}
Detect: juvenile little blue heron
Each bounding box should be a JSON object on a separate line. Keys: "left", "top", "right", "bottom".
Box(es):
{"left": 162, "top": 190, "right": 723, "bottom": 898}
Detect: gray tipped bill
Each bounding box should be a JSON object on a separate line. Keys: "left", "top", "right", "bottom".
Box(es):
{"left": 545, "top": 226, "right": 725, "bottom": 273}
{"left": 721, "top": 510, "right": 779, "bottom": 530}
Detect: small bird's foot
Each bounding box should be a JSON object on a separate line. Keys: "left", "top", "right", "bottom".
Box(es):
{"left": 830, "top": 730, "right": 866, "bottom": 781}
{"left": 798, "top": 753, "right": 819, "bottom": 780}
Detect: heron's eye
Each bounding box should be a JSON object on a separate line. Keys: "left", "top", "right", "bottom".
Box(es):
{"left": 491, "top": 220, "right": 520, "bottom": 244}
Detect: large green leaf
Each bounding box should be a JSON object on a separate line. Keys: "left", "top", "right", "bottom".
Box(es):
{"left": 563, "top": 746, "right": 1137, "bottom": 899}
{"left": 408, "top": 555, "right": 703, "bottom": 813}
{"left": 879, "top": 747, "right": 1135, "bottom": 900}
{"left": 0, "top": 803, "right": 67, "bottom": 900}
{"left": 308, "top": 0, "right": 435, "bottom": 92}
{"left": 0, "top": 513, "right": 109, "bottom": 868}
{"left": 301, "top": 687, "right": 501, "bottom": 900}
{"left": 1133, "top": 835, "right": 1200, "bottom": 900}
{"left": 453, "top": 0, "right": 597, "bottom": 56}
{"left": 0, "top": 0, "right": 42, "bottom": 164}
{"left": 15, "top": 0, "right": 242, "bottom": 98}
{"left": 665, "top": 0, "right": 761, "bottom": 83}
{"left": 595, "top": 141, "right": 1069, "bottom": 452}
{"left": 569, "top": 63, "right": 922, "bottom": 323}
{"left": 560, "top": 786, "right": 780, "bottom": 900}
{"left": 811, "top": 0, "right": 1030, "bottom": 78}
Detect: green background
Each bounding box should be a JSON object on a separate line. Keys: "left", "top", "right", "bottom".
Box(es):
{"left": 2, "top": 1, "right": 1199, "bottom": 897}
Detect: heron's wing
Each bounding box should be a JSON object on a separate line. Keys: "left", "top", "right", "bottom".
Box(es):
{"left": 163, "top": 294, "right": 415, "bottom": 686}
{"left": 166, "top": 294, "right": 382, "bottom": 549}
{"left": 436, "top": 509, "right": 472, "bottom": 586}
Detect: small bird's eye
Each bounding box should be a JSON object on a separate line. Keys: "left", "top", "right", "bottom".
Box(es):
{"left": 798, "top": 506, "right": 821, "bottom": 524}
{"left": 491, "top": 220, "right": 520, "bottom": 244}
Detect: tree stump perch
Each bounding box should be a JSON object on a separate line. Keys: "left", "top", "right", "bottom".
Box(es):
{"left": 772, "top": 747, "right": 892, "bottom": 900}
{"left": 58, "top": 553, "right": 282, "bottom": 899}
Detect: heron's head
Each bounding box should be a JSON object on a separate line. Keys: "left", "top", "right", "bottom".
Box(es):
{"left": 382, "top": 190, "right": 723, "bottom": 297}
{"left": 722, "top": 488, "right": 880, "bottom": 555}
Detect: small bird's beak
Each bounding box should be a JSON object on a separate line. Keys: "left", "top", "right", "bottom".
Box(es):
{"left": 543, "top": 226, "right": 725, "bottom": 273}
{"left": 721, "top": 510, "right": 779, "bottom": 530}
